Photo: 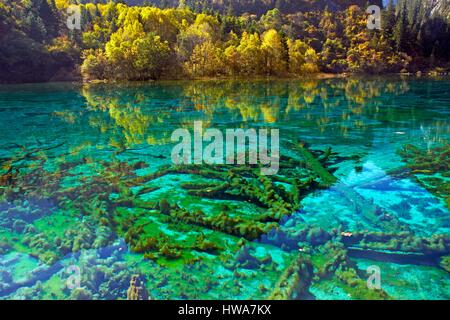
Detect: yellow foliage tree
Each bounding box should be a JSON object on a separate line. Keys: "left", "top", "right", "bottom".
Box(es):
{"left": 185, "top": 41, "right": 224, "bottom": 77}
{"left": 261, "top": 29, "right": 287, "bottom": 76}
{"left": 236, "top": 32, "right": 264, "bottom": 75}
{"left": 287, "top": 39, "right": 319, "bottom": 75}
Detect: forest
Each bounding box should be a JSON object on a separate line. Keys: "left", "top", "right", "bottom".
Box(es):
{"left": 0, "top": 0, "right": 449, "bottom": 83}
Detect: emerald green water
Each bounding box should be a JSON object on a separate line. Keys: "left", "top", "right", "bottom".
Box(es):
{"left": 0, "top": 77, "right": 448, "bottom": 300}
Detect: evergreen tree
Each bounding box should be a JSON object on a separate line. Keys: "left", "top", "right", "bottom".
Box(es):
{"left": 382, "top": 0, "right": 396, "bottom": 42}
{"left": 394, "top": 0, "right": 408, "bottom": 51}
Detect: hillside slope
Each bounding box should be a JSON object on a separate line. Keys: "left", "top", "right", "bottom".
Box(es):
{"left": 87, "top": 0, "right": 383, "bottom": 15}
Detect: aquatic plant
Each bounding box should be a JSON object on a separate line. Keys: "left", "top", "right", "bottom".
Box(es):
{"left": 159, "top": 244, "right": 182, "bottom": 259}
{"left": 1, "top": 134, "right": 448, "bottom": 300}
{"left": 440, "top": 256, "right": 450, "bottom": 273}
{"left": 158, "top": 199, "right": 171, "bottom": 215}
{"left": 290, "top": 141, "right": 338, "bottom": 188}
{"left": 70, "top": 288, "right": 93, "bottom": 300}
{"left": 344, "top": 231, "right": 450, "bottom": 255}
{"left": 398, "top": 143, "right": 450, "bottom": 210}
{"left": 126, "top": 275, "right": 150, "bottom": 300}
{"left": 268, "top": 254, "right": 313, "bottom": 300}
{"left": 193, "top": 234, "right": 221, "bottom": 253}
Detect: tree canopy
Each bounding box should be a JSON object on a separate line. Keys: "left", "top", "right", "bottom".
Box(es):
{"left": 0, "top": 0, "right": 449, "bottom": 83}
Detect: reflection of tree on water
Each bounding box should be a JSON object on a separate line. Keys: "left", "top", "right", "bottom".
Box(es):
{"left": 81, "top": 85, "right": 175, "bottom": 148}
{"left": 72, "top": 78, "right": 449, "bottom": 152}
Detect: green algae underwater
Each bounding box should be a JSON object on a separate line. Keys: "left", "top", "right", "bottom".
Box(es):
{"left": 0, "top": 77, "right": 449, "bottom": 300}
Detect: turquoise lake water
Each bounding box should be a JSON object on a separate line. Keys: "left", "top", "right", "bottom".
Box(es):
{"left": 0, "top": 77, "right": 448, "bottom": 300}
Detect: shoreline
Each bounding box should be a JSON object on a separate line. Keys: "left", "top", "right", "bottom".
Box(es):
{"left": 1, "top": 71, "right": 449, "bottom": 86}
{"left": 77, "top": 72, "right": 347, "bottom": 84}
{"left": 81, "top": 71, "right": 450, "bottom": 84}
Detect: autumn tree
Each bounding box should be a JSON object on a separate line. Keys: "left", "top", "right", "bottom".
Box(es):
{"left": 104, "top": 13, "right": 171, "bottom": 80}
{"left": 288, "top": 39, "right": 319, "bottom": 75}
{"left": 236, "top": 31, "right": 264, "bottom": 75}
{"left": 261, "top": 29, "right": 287, "bottom": 75}
{"left": 185, "top": 40, "right": 224, "bottom": 77}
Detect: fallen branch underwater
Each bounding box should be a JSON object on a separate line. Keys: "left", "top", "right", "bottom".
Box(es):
{"left": 1, "top": 139, "right": 449, "bottom": 300}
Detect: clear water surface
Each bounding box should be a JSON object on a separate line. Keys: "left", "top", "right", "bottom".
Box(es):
{"left": 0, "top": 77, "right": 448, "bottom": 300}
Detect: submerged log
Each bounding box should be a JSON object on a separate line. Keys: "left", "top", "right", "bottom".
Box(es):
{"left": 292, "top": 141, "right": 410, "bottom": 232}
{"left": 293, "top": 142, "right": 337, "bottom": 188}
{"left": 268, "top": 254, "right": 313, "bottom": 300}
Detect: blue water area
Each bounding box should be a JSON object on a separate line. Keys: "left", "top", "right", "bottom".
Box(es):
{"left": 0, "top": 77, "right": 448, "bottom": 300}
